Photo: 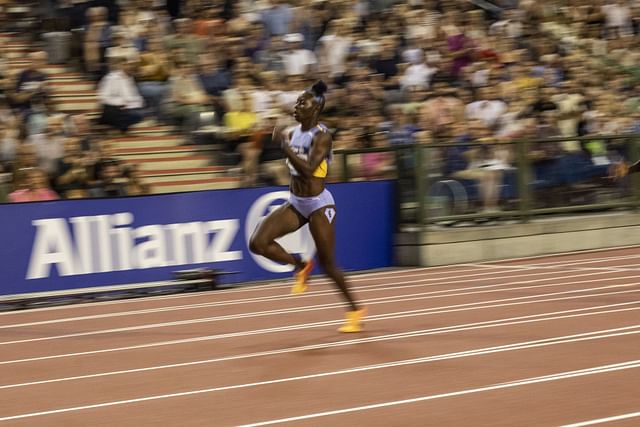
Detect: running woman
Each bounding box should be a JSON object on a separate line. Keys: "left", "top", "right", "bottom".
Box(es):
{"left": 249, "top": 80, "right": 365, "bottom": 333}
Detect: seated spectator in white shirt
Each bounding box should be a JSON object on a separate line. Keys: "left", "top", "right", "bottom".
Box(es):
{"left": 282, "top": 33, "right": 317, "bottom": 76}
{"left": 26, "top": 115, "right": 66, "bottom": 175}
{"left": 602, "top": 1, "right": 632, "bottom": 38}
{"left": 400, "top": 57, "right": 438, "bottom": 91}
{"left": 317, "top": 19, "right": 353, "bottom": 78}
{"left": 465, "top": 86, "right": 508, "bottom": 129}
{"left": 97, "top": 57, "right": 145, "bottom": 133}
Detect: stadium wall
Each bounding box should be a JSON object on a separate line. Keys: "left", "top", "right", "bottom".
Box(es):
{"left": 0, "top": 181, "right": 395, "bottom": 297}
{"left": 395, "top": 212, "right": 640, "bottom": 266}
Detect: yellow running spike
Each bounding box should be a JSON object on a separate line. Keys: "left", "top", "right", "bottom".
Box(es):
{"left": 338, "top": 307, "right": 367, "bottom": 333}
{"left": 291, "top": 259, "right": 314, "bottom": 294}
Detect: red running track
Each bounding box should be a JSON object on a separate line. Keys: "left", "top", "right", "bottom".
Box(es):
{"left": 1, "top": 247, "right": 640, "bottom": 426}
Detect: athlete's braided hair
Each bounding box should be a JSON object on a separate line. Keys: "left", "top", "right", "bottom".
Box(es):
{"left": 307, "top": 80, "right": 327, "bottom": 112}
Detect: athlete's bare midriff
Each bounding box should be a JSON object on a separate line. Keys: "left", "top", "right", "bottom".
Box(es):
{"left": 290, "top": 175, "right": 325, "bottom": 198}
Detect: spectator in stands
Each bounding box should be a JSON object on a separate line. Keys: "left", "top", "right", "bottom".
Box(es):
{"left": 55, "top": 137, "right": 90, "bottom": 199}
{"left": 602, "top": 0, "right": 633, "bottom": 38}
{"left": 0, "top": 98, "right": 15, "bottom": 128}
{"left": 361, "top": 131, "right": 395, "bottom": 180}
{"left": 83, "top": 6, "right": 112, "bottom": 79}
{"left": 400, "top": 52, "right": 438, "bottom": 91}
{"left": 316, "top": 18, "right": 353, "bottom": 79}
{"left": 223, "top": 91, "right": 258, "bottom": 153}
{"left": 89, "top": 160, "right": 128, "bottom": 197}
{"left": 442, "top": 11, "right": 474, "bottom": 79}
{"left": 370, "top": 36, "right": 403, "bottom": 91}
{"left": 118, "top": 8, "right": 144, "bottom": 46}
{"left": 237, "top": 110, "right": 276, "bottom": 187}
{"left": 420, "top": 83, "right": 465, "bottom": 137}
{"left": 164, "top": 18, "right": 203, "bottom": 65}
{"left": 13, "top": 143, "right": 38, "bottom": 172}
{"left": 168, "top": 60, "right": 210, "bottom": 140}
{"left": 332, "top": 127, "right": 363, "bottom": 181}
{"left": 97, "top": 56, "right": 145, "bottom": 133}
{"left": 194, "top": 5, "right": 224, "bottom": 38}
{"left": 12, "top": 51, "right": 49, "bottom": 114}
{"left": 465, "top": 85, "right": 508, "bottom": 129}
{"left": 198, "top": 52, "right": 232, "bottom": 108}
{"left": 251, "top": 71, "right": 281, "bottom": 117}
{"left": 383, "top": 104, "right": 419, "bottom": 146}
{"left": 243, "top": 25, "right": 267, "bottom": 61}
{"left": 282, "top": 33, "right": 317, "bottom": 76}
{"left": 123, "top": 163, "right": 150, "bottom": 195}
{"left": 0, "top": 122, "right": 16, "bottom": 168}
{"left": 136, "top": 37, "right": 172, "bottom": 120}
{"left": 9, "top": 167, "right": 59, "bottom": 203}
{"left": 260, "top": 0, "right": 294, "bottom": 37}
{"left": 105, "top": 30, "right": 140, "bottom": 65}
{"left": 27, "top": 115, "right": 66, "bottom": 175}
{"left": 255, "top": 35, "right": 287, "bottom": 74}
{"left": 448, "top": 120, "right": 505, "bottom": 213}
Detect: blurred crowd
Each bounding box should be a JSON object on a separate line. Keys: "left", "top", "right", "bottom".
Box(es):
{"left": 0, "top": 0, "right": 640, "bottom": 207}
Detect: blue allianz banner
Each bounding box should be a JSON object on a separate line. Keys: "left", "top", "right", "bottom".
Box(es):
{"left": 0, "top": 181, "right": 394, "bottom": 296}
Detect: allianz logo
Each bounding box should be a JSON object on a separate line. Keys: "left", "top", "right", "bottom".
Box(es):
{"left": 26, "top": 213, "right": 242, "bottom": 279}
{"left": 26, "top": 191, "right": 317, "bottom": 279}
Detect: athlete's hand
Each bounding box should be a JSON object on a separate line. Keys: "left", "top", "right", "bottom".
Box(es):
{"left": 272, "top": 124, "right": 289, "bottom": 148}
{"left": 609, "top": 162, "right": 629, "bottom": 180}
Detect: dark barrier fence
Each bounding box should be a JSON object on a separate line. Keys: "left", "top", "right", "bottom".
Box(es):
{"left": 336, "top": 134, "right": 640, "bottom": 226}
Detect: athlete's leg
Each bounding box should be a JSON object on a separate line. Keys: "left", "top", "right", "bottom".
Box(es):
{"left": 308, "top": 205, "right": 359, "bottom": 311}
{"left": 249, "top": 203, "right": 306, "bottom": 268}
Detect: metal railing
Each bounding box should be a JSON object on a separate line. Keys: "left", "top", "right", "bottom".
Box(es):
{"left": 334, "top": 134, "right": 640, "bottom": 227}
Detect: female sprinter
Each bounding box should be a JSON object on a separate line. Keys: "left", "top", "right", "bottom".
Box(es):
{"left": 249, "top": 80, "right": 365, "bottom": 333}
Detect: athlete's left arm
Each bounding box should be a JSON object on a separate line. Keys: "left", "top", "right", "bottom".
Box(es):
{"left": 281, "top": 131, "right": 331, "bottom": 178}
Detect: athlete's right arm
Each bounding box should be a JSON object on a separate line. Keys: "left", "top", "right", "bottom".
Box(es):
{"left": 272, "top": 125, "right": 292, "bottom": 146}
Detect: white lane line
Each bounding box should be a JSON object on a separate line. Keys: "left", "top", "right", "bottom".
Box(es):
{"left": 486, "top": 253, "right": 640, "bottom": 268}
{"left": 2, "top": 267, "right": 631, "bottom": 329}
{"left": 0, "top": 246, "right": 636, "bottom": 316}
{"left": 1, "top": 330, "right": 638, "bottom": 422}
{"left": 240, "top": 361, "right": 640, "bottom": 427}
{"left": 0, "top": 267, "right": 452, "bottom": 315}
{"left": 1, "top": 265, "right": 581, "bottom": 327}
{"left": 1, "top": 269, "right": 638, "bottom": 345}
{"left": 474, "top": 245, "right": 640, "bottom": 265}
{"left": 561, "top": 412, "right": 640, "bottom": 427}
{"left": 1, "top": 270, "right": 638, "bottom": 346}
{"left": 0, "top": 267, "right": 547, "bottom": 327}
{"left": 464, "top": 264, "right": 632, "bottom": 272}
{"left": 2, "top": 247, "right": 638, "bottom": 317}
{"left": 1, "top": 303, "right": 638, "bottom": 390}
{"left": 1, "top": 288, "right": 637, "bottom": 365}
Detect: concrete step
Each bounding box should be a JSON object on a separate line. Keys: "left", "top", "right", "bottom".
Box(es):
{"left": 50, "top": 89, "right": 97, "bottom": 97}
{"left": 50, "top": 81, "right": 96, "bottom": 92}
{"left": 48, "top": 72, "right": 88, "bottom": 81}
{"left": 112, "top": 144, "right": 220, "bottom": 156}
{"left": 109, "top": 135, "right": 184, "bottom": 149}
{"left": 117, "top": 154, "right": 213, "bottom": 167}
{"left": 149, "top": 177, "right": 241, "bottom": 194}
{"left": 51, "top": 99, "right": 99, "bottom": 113}
{"left": 7, "top": 63, "right": 68, "bottom": 74}
{"left": 51, "top": 92, "right": 97, "bottom": 100}
{"left": 127, "top": 126, "right": 175, "bottom": 136}
{"left": 143, "top": 172, "right": 225, "bottom": 183}
{"left": 139, "top": 166, "right": 227, "bottom": 176}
